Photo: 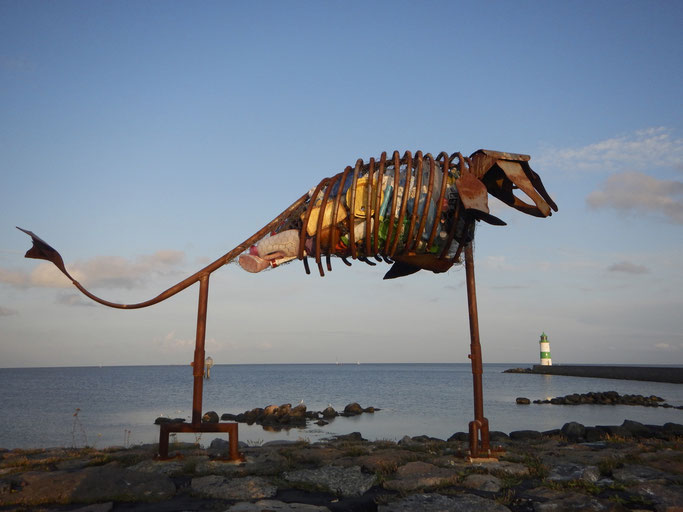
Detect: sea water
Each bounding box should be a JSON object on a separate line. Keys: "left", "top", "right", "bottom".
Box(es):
{"left": 1, "top": 363, "right": 681, "bottom": 449}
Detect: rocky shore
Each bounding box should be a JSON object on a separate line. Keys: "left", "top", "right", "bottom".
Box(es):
{"left": 2, "top": 420, "right": 682, "bottom": 511}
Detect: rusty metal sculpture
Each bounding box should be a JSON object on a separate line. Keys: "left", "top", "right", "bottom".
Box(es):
{"left": 18, "top": 149, "right": 556, "bottom": 459}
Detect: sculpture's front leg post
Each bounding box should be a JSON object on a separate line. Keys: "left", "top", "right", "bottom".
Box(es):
{"left": 464, "top": 243, "right": 490, "bottom": 457}
{"left": 192, "top": 274, "right": 210, "bottom": 426}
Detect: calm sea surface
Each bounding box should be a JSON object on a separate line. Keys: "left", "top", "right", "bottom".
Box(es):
{"left": 1, "top": 363, "right": 682, "bottom": 450}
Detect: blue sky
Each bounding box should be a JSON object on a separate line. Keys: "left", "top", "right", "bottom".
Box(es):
{"left": 1, "top": 1, "right": 681, "bottom": 367}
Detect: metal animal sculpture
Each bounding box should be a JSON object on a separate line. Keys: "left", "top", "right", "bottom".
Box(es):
{"left": 236, "top": 149, "right": 556, "bottom": 279}
{"left": 18, "top": 148, "right": 557, "bottom": 459}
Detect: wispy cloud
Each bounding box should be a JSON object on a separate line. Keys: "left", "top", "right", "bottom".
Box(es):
{"left": 607, "top": 261, "right": 649, "bottom": 274}
{"left": 156, "top": 330, "right": 223, "bottom": 352}
{"left": 0, "top": 250, "right": 186, "bottom": 290}
{"left": 0, "top": 306, "right": 18, "bottom": 317}
{"left": 587, "top": 171, "right": 683, "bottom": 224}
{"left": 56, "top": 293, "right": 96, "bottom": 307}
{"left": 537, "top": 127, "right": 683, "bottom": 172}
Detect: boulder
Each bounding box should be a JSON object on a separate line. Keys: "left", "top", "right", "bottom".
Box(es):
{"left": 343, "top": 402, "right": 363, "bottom": 416}
{"left": 282, "top": 465, "right": 375, "bottom": 497}
{"left": 447, "top": 432, "right": 469, "bottom": 442}
{"left": 462, "top": 473, "right": 502, "bottom": 492}
{"left": 509, "top": 429, "right": 541, "bottom": 441}
{"left": 378, "top": 493, "right": 510, "bottom": 512}
{"left": 321, "top": 406, "right": 337, "bottom": 418}
{"left": 202, "top": 411, "right": 219, "bottom": 423}
{"left": 1, "top": 464, "right": 176, "bottom": 506}
{"left": 547, "top": 463, "right": 600, "bottom": 483}
{"left": 561, "top": 421, "right": 586, "bottom": 442}
{"left": 228, "top": 501, "right": 331, "bottom": 512}
{"left": 264, "top": 405, "right": 279, "bottom": 416}
{"left": 516, "top": 397, "right": 531, "bottom": 404}
{"left": 277, "top": 404, "right": 292, "bottom": 417}
{"left": 290, "top": 404, "right": 307, "bottom": 418}
{"left": 191, "top": 475, "right": 276, "bottom": 500}
{"left": 621, "top": 419, "right": 655, "bottom": 438}
{"left": 383, "top": 461, "right": 458, "bottom": 492}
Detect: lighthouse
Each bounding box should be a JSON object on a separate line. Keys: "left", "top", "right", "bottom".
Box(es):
{"left": 539, "top": 332, "right": 552, "bottom": 366}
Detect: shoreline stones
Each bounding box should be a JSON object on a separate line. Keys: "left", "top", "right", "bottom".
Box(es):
{"left": 218, "top": 402, "right": 380, "bottom": 430}
{"left": 2, "top": 420, "right": 682, "bottom": 511}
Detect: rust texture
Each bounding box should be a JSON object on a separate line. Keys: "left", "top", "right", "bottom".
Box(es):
{"left": 18, "top": 148, "right": 556, "bottom": 459}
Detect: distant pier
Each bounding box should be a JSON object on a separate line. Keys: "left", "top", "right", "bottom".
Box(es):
{"left": 505, "top": 365, "right": 683, "bottom": 384}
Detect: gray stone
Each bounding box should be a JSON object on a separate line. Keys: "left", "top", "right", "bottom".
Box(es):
{"left": 561, "top": 422, "right": 586, "bottom": 442}
{"left": 490, "top": 431, "right": 510, "bottom": 441}
{"left": 470, "top": 460, "right": 530, "bottom": 477}
{"left": 262, "top": 440, "right": 300, "bottom": 447}
{"left": 532, "top": 491, "right": 624, "bottom": 511}
{"left": 228, "top": 500, "right": 331, "bottom": 511}
{"left": 1, "top": 464, "right": 176, "bottom": 506}
{"left": 510, "top": 429, "right": 542, "bottom": 440}
{"left": 378, "top": 492, "right": 511, "bottom": 511}
{"left": 547, "top": 463, "right": 600, "bottom": 483}
{"left": 448, "top": 432, "right": 469, "bottom": 442}
{"left": 202, "top": 411, "right": 219, "bottom": 423}
{"left": 67, "top": 504, "right": 114, "bottom": 512}
{"left": 191, "top": 475, "right": 276, "bottom": 500}
{"left": 129, "top": 458, "right": 186, "bottom": 476}
{"left": 283, "top": 465, "right": 375, "bottom": 497}
{"left": 462, "top": 473, "right": 503, "bottom": 492}
{"left": 194, "top": 459, "right": 246, "bottom": 476}
{"left": 343, "top": 402, "right": 363, "bottom": 415}
{"left": 621, "top": 420, "right": 655, "bottom": 438}
{"left": 54, "top": 458, "right": 93, "bottom": 471}
{"left": 631, "top": 481, "right": 683, "bottom": 512}
{"left": 612, "top": 464, "right": 674, "bottom": 484}
{"left": 321, "top": 406, "right": 337, "bottom": 418}
{"left": 383, "top": 461, "right": 459, "bottom": 492}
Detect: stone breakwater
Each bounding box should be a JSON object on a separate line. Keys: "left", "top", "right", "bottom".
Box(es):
{"left": 514, "top": 391, "right": 683, "bottom": 409}
{"left": 1, "top": 420, "right": 682, "bottom": 511}
{"left": 504, "top": 365, "right": 683, "bottom": 384}
{"left": 155, "top": 402, "right": 379, "bottom": 430}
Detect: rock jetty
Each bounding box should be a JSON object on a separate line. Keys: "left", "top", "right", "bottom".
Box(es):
{"left": 514, "top": 390, "right": 683, "bottom": 409}
{"left": 2, "top": 419, "right": 682, "bottom": 511}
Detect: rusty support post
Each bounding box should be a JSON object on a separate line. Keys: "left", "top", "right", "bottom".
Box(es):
{"left": 464, "top": 242, "right": 490, "bottom": 457}
{"left": 192, "top": 274, "right": 210, "bottom": 426}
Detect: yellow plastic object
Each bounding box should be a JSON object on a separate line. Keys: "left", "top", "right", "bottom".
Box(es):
{"left": 347, "top": 176, "right": 384, "bottom": 218}
{"left": 305, "top": 201, "right": 348, "bottom": 236}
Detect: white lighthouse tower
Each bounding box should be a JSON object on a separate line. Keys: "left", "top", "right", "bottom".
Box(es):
{"left": 539, "top": 332, "right": 552, "bottom": 366}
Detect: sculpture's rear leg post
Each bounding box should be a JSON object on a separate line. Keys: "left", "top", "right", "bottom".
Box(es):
{"left": 464, "top": 243, "right": 490, "bottom": 458}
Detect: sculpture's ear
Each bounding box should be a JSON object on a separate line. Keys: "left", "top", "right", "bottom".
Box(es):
{"left": 16, "top": 227, "right": 71, "bottom": 278}
{"left": 455, "top": 171, "right": 506, "bottom": 226}
{"left": 470, "top": 150, "right": 558, "bottom": 218}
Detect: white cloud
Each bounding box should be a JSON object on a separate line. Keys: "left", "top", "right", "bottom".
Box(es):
{"left": 0, "top": 250, "right": 186, "bottom": 290}
{"left": 607, "top": 261, "right": 649, "bottom": 274}
{"left": 537, "top": 127, "right": 683, "bottom": 172}
{"left": 587, "top": 171, "right": 683, "bottom": 224}
{"left": 156, "top": 330, "right": 223, "bottom": 353}
{"left": 56, "top": 293, "right": 96, "bottom": 307}
{"left": 0, "top": 306, "right": 18, "bottom": 316}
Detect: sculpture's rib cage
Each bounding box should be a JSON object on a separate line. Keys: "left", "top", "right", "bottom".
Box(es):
{"left": 249, "top": 150, "right": 476, "bottom": 278}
